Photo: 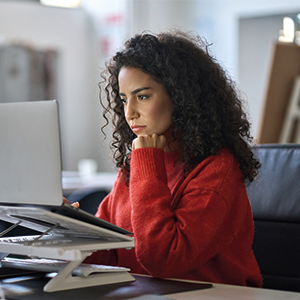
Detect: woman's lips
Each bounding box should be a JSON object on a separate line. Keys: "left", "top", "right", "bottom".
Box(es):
{"left": 131, "top": 126, "right": 146, "bottom": 133}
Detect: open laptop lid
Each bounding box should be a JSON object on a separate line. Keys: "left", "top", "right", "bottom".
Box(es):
{"left": 0, "top": 100, "right": 132, "bottom": 236}
{"left": 0, "top": 100, "right": 63, "bottom": 206}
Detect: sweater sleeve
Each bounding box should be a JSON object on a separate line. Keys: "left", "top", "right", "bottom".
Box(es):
{"left": 130, "top": 148, "right": 235, "bottom": 278}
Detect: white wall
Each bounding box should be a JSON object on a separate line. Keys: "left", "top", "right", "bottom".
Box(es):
{"left": 128, "top": 0, "right": 300, "bottom": 139}
{"left": 128, "top": 0, "right": 196, "bottom": 36}
{"left": 1, "top": 1, "right": 299, "bottom": 173}
{"left": 0, "top": 1, "right": 115, "bottom": 172}
{"left": 194, "top": 0, "right": 300, "bottom": 138}
{"left": 238, "top": 13, "right": 299, "bottom": 138}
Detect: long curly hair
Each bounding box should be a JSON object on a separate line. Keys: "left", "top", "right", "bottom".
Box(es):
{"left": 100, "top": 30, "right": 260, "bottom": 183}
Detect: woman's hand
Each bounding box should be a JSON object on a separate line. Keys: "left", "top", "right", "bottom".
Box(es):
{"left": 133, "top": 133, "right": 166, "bottom": 150}
{"left": 63, "top": 197, "right": 80, "bottom": 208}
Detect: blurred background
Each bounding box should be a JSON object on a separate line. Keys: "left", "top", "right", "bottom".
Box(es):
{"left": 0, "top": 0, "right": 300, "bottom": 173}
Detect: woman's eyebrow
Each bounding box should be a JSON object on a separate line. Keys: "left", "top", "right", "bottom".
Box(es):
{"left": 119, "top": 87, "right": 151, "bottom": 97}
{"left": 132, "top": 87, "right": 151, "bottom": 94}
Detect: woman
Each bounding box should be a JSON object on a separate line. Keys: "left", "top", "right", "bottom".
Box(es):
{"left": 84, "top": 30, "right": 262, "bottom": 287}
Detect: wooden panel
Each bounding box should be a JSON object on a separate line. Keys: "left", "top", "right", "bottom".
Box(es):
{"left": 258, "top": 42, "right": 300, "bottom": 144}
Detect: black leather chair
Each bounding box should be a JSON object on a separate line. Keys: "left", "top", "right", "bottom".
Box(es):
{"left": 246, "top": 144, "right": 300, "bottom": 292}
{"left": 67, "top": 187, "right": 108, "bottom": 215}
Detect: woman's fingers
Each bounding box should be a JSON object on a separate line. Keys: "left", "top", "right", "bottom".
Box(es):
{"left": 63, "top": 197, "right": 79, "bottom": 208}
{"left": 133, "top": 133, "right": 166, "bottom": 149}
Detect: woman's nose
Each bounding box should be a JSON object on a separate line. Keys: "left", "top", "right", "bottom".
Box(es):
{"left": 125, "top": 99, "right": 139, "bottom": 120}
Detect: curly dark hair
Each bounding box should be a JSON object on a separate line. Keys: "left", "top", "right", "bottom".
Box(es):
{"left": 100, "top": 30, "right": 260, "bottom": 183}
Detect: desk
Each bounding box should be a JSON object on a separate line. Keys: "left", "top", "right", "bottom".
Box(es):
{"left": 62, "top": 171, "right": 117, "bottom": 196}
{"left": 1, "top": 273, "right": 299, "bottom": 300}
{"left": 169, "top": 281, "right": 300, "bottom": 300}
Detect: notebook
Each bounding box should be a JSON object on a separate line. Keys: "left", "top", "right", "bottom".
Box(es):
{"left": 0, "top": 100, "right": 132, "bottom": 238}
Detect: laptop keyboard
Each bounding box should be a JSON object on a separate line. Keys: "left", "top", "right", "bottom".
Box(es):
{"left": 1, "top": 257, "right": 130, "bottom": 277}
{"left": 0, "top": 235, "right": 72, "bottom": 246}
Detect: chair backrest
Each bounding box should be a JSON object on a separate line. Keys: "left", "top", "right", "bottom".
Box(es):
{"left": 246, "top": 144, "right": 300, "bottom": 292}
{"left": 67, "top": 188, "right": 108, "bottom": 215}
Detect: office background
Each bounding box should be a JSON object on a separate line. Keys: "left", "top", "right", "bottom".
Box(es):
{"left": 0, "top": 0, "right": 299, "bottom": 172}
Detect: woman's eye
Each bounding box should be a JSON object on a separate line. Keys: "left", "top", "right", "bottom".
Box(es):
{"left": 138, "top": 95, "right": 147, "bottom": 100}
{"left": 121, "top": 98, "right": 128, "bottom": 104}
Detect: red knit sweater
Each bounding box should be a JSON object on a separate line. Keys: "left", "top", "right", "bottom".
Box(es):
{"left": 85, "top": 147, "right": 262, "bottom": 287}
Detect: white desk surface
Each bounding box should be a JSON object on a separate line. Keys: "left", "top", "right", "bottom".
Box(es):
{"left": 168, "top": 281, "right": 300, "bottom": 300}
{"left": 62, "top": 171, "right": 117, "bottom": 194}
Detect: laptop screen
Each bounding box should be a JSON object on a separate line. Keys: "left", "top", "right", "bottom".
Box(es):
{"left": 0, "top": 100, "right": 63, "bottom": 206}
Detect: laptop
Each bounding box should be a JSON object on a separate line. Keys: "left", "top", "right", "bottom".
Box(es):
{"left": 0, "top": 100, "right": 132, "bottom": 238}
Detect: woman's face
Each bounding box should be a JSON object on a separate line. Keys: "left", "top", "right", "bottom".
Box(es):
{"left": 118, "top": 67, "right": 174, "bottom": 143}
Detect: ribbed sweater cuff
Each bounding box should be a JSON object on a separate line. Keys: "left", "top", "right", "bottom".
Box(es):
{"left": 131, "top": 148, "right": 167, "bottom": 183}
